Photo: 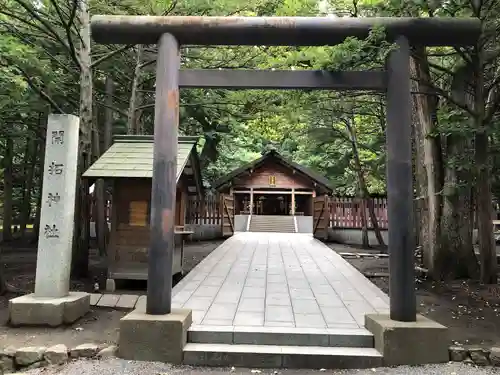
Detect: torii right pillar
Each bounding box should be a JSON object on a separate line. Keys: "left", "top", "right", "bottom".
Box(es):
{"left": 364, "top": 36, "right": 449, "bottom": 366}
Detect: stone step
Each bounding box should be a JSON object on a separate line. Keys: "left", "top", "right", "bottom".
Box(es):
{"left": 250, "top": 222, "right": 294, "bottom": 225}
{"left": 183, "top": 343, "right": 383, "bottom": 369}
{"left": 251, "top": 217, "right": 294, "bottom": 220}
{"left": 249, "top": 231, "right": 296, "bottom": 233}
{"left": 249, "top": 229, "right": 296, "bottom": 233}
{"left": 188, "top": 326, "right": 374, "bottom": 348}
{"left": 249, "top": 226, "right": 295, "bottom": 228}
{"left": 250, "top": 223, "right": 295, "bottom": 226}
{"left": 250, "top": 226, "right": 295, "bottom": 229}
{"left": 250, "top": 224, "right": 295, "bottom": 226}
{"left": 251, "top": 219, "right": 294, "bottom": 221}
{"left": 250, "top": 222, "right": 293, "bottom": 225}
{"left": 249, "top": 215, "right": 296, "bottom": 233}
{"left": 250, "top": 223, "right": 295, "bottom": 227}
{"left": 250, "top": 225, "right": 295, "bottom": 228}
{"left": 250, "top": 222, "right": 295, "bottom": 225}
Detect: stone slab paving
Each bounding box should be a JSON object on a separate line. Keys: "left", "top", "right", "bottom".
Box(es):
{"left": 116, "top": 294, "right": 140, "bottom": 309}
{"left": 96, "top": 294, "right": 121, "bottom": 308}
{"left": 90, "top": 293, "right": 145, "bottom": 309}
{"left": 170, "top": 232, "right": 389, "bottom": 329}
{"left": 135, "top": 295, "right": 147, "bottom": 310}
{"left": 89, "top": 232, "right": 389, "bottom": 329}
{"left": 89, "top": 293, "right": 103, "bottom": 306}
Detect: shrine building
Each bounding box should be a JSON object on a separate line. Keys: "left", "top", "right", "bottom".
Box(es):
{"left": 213, "top": 150, "right": 333, "bottom": 233}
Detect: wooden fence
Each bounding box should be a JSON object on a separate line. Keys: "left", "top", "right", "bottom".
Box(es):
{"left": 186, "top": 195, "right": 221, "bottom": 225}
{"left": 329, "top": 197, "right": 388, "bottom": 229}
{"left": 92, "top": 195, "right": 388, "bottom": 230}
{"left": 185, "top": 195, "right": 388, "bottom": 230}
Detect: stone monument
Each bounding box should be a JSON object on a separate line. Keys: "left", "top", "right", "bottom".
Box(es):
{"left": 9, "top": 114, "right": 90, "bottom": 327}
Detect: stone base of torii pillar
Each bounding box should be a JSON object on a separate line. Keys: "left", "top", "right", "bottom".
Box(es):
{"left": 8, "top": 114, "right": 89, "bottom": 327}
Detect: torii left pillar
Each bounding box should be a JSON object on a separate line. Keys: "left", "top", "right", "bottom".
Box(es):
{"left": 117, "top": 33, "right": 193, "bottom": 364}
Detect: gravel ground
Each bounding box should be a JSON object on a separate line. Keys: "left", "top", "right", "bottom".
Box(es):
{"left": 21, "top": 358, "right": 500, "bottom": 375}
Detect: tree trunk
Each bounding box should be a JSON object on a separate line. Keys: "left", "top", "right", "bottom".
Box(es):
{"left": 0, "top": 264, "right": 5, "bottom": 295}
{"left": 476, "top": 133, "right": 496, "bottom": 283}
{"left": 20, "top": 138, "right": 37, "bottom": 240}
{"left": 366, "top": 198, "right": 386, "bottom": 247}
{"left": 359, "top": 197, "right": 369, "bottom": 248}
{"left": 429, "top": 55, "right": 481, "bottom": 280}
{"left": 33, "top": 111, "right": 48, "bottom": 243}
{"left": 134, "top": 91, "right": 145, "bottom": 135}
{"left": 412, "top": 65, "right": 426, "bottom": 264}
{"left": 103, "top": 76, "right": 114, "bottom": 239}
{"left": 19, "top": 138, "right": 31, "bottom": 237}
{"left": 92, "top": 104, "right": 108, "bottom": 256}
{"left": 127, "top": 45, "right": 143, "bottom": 135}
{"left": 72, "top": 0, "right": 92, "bottom": 278}
{"left": 473, "top": 48, "right": 497, "bottom": 284}
{"left": 436, "top": 133, "right": 478, "bottom": 279}
{"left": 410, "top": 48, "right": 444, "bottom": 277}
{"left": 2, "top": 137, "right": 14, "bottom": 242}
{"left": 104, "top": 77, "right": 114, "bottom": 151}
{"left": 344, "top": 117, "right": 386, "bottom": 247}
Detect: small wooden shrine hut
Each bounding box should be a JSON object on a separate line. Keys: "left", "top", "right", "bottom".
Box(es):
{"left": 83, "top": 135, "right": 203, "bottom": 285}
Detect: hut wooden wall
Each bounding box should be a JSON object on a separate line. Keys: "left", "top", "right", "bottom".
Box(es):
{"left": 108, "top": 178, "right": 188, "bottom": 265}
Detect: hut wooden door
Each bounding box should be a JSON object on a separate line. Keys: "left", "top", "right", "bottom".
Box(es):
{"left": 313, "top": 195, "right": 329, "bottom": 240}
{"left": 221, "top": 194, "right": 235, "bottom": 237}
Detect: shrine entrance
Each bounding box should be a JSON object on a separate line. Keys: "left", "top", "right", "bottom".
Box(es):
{"left": 255, "top": 193, "right": 289, "bottom": 215}
{"left": 90, "top": 15, "right": 480, "bottom": 325}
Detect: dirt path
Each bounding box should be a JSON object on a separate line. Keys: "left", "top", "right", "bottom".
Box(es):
{"left": 0, "top": 240, "right": 223, "bottom": 348}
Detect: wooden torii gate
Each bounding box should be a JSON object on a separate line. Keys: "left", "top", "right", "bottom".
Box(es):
{"left": 90, "top": 15, "right": 480, "bottom": 322}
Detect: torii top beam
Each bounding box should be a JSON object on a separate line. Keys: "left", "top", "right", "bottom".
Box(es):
{"left": 90, "top": 16, "right": 480, "bottom": 47}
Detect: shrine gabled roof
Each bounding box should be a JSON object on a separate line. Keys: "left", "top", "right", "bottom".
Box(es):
{"left": 212, "top": 149, "right": 334, "bottom": 192}
{"left": 82, "top": 135, "right": 199, "bottom": 180}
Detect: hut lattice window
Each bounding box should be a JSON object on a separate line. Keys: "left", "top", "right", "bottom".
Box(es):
{"left": 129, "top": 201, "right": 149, "bottom": 226}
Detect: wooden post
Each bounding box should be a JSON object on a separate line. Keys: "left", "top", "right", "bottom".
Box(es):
{"left": 323, "top": 194, "right": 329, "bottom": 240}
{"left": 310, "top": 192, "right": 314, "bottom": 217}
{"left": 386, "top": 36, "right": 416, "bottom": 322}
{"left": 209, "top": 196, "right": 213, "bottom": 224}
{"left": 108, "top": 180, "right": 117, "bottom": 273}
{"left": 250, "top": 187, "right": 254, "bottom": 215}
{"left": 147, "top": 33, "right": 180, "bottom": 315}
{"left": 180, "top": 190, "right": 186, "bottom": 226}
{"left": 219, "top": 194, "right": 224, "bottom": 233}
{"left": 291, "top": 188, "right": 295, "bottom": 215}
{"left": 200, "top": 194, "right": 206, "bottom": 225}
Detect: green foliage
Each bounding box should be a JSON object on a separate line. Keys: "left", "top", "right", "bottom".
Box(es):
{"left": 0, "top": 0, "right": 499, "bottom": 227}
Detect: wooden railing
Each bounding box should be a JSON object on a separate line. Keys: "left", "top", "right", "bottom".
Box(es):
{"left": 95, "top": 195, "right": 388, "bottom": 230}
{"left": 185, "top": 195, "right": 388, "bottom": 230}
{"left": 329, "top": 197, "right": 388, "bottom": 229}
{"left": 186, "top": 195, "right": 221, "bottom": 225}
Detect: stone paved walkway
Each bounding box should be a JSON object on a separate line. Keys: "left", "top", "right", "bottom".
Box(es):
{"left": 170, "top": 232, "right": 389, "bottom": 329}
